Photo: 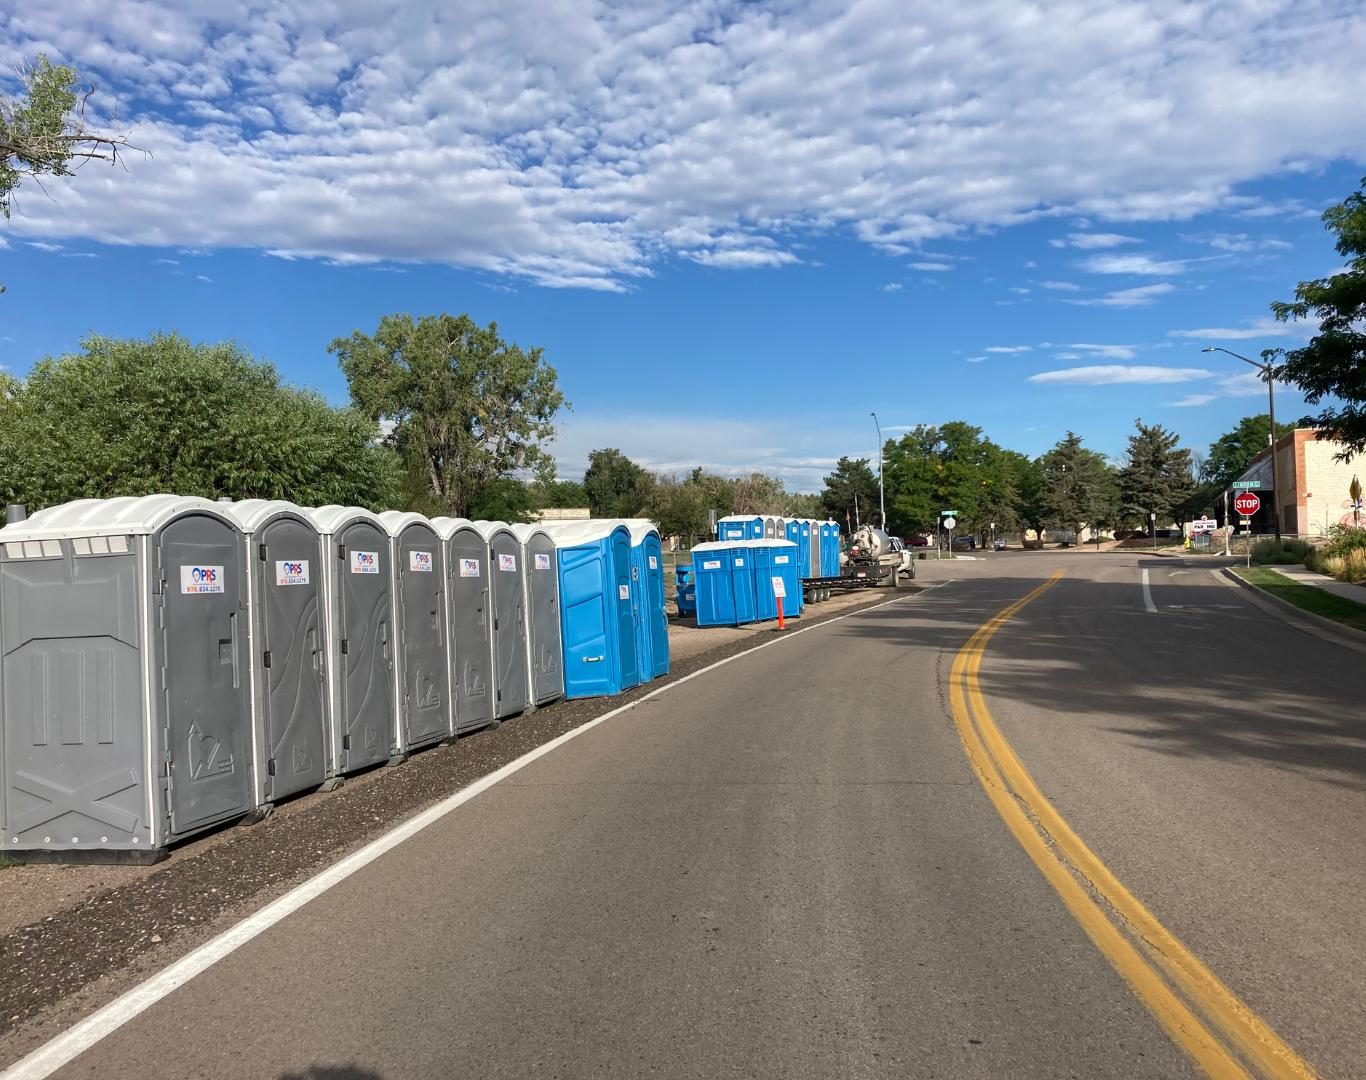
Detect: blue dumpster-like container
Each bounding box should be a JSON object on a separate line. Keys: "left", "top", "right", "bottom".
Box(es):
{"left": 624, "top": 520, "right": 670, "bottom": 682}
{"left": 691, "top": 541, "right": 738, "bottom": 626}
{"left": 749, "top": 539, "right": 803, "bottom": 620}
{"left": 543, "top": 521, "right": 641, "bottom": 699}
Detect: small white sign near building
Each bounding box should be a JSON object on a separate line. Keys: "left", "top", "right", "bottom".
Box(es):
{"left": 1191, "top": 518, "right": 1218, "bottom": 534}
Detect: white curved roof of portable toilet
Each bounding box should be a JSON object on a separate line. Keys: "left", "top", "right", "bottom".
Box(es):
{"left": 3, "top": 494, "right": 234, "bottom": 540}
{"left": 471, "top": 520, "right": 518, "bottom": 542}
{"left": 688, "top": 539, "right": 737, "bottom": 554}
{"left": 620, "top": 518, "right": 661, "bottom": 544}
{"left": 740, "top": 538, "right": 799, "bottom": 548}
{"left": 220, "top": 499, "right": 311, "bottom": 534}
{"left": 304, "top": 505, "right": 385, "bottom": 536}
{"left": 429, "top": 516, "right": 475, "bottom": 539}
{"left": 377, "top": 510, "right": 431, "bottom": 537}
{"left": 538, "top": 519, "right": 628, "bottom": 548}
{"left": 509, "top": 522, "right": 554, "bottom": 544}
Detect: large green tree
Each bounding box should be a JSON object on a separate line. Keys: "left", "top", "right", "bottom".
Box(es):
{"left": 0, "top": 333, "right": 399, "bottom": 509}
{"left": 1118, "top": 420, "right": 1195, "bottom": 532}
{"left": 819, "top": 456, "right": 879, "bottom": 527}
{"left": 2, "top": 55, "right": 131, "bottom": 221}
{"left": 883, "top": 421, "right": 1014, "bottom": 537}
{"left": 1039, "top": 431, "right": 1118, "bottom": 541}
{"left": 331, "top": 313, "right": 565, "bottom": 517}
{"left": 582, "top": 448, "right": 653, "bottom": 517}
{"left": 1266, "top": 176, "right": 1366, "bottom": 459}
{"left": 1201, "top": 414, "right": 1294, "bottom": 490}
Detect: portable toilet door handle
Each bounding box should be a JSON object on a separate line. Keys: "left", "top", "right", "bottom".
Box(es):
{"left": 229, "top": 611, "right": 241, "bottom": 689}
{"left": 380, "top": 619, "right": 390, "bottom": 660}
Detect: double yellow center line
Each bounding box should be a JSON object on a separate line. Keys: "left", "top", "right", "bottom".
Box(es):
{"left": 949, "top": 571, "right": 1316, "bottom": 1080}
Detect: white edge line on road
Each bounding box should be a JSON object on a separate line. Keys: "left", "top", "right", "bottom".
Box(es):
{"left": 1, "top": 585, "right": 950, "bottom": 1080}
{"left": 1141, "top": 568, "right": 1158, "bottom": 614}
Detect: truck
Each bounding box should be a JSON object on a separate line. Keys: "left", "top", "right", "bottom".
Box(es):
{"left": 840, "top": 525, "right": 914, "bottom": 586}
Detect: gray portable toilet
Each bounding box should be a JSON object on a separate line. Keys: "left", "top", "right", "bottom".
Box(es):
{"left": 305, "top": 506, "right": 395, "bottom": 775}
{"left": 378, "top": 512, "right": 451, "bottom": 753}
{"left": 472, "top": 521, "right": 529, "bottom": 719}
{"left": 511, "top": 523, "right": 564, "bottom": 708}
{"left": 221, "top": 500, "right": 327, "bottom": 806}
{"left": 1, "top": 496, "right": 254, "bottom": 859}
{"left": 431, "top": 517, "right": 495, "bottom": 735}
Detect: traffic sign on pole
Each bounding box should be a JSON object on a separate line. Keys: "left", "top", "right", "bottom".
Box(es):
{"left": 1231, "top": 480, "right": 1262, "bottom": 490}
{"left": 943, "top": 517, "right": 957, "bottom": 531}
{"left": 1233, "top": 492, "right": 1261, "bottom": 517}
{"left": 940, "top": 509, "right": 959, "bottom": 516}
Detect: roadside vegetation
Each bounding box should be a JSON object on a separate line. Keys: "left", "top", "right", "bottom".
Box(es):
{"left": 1306, "top": 526, "right": 1366, "bottom": 583}
{"left": 1234, "top": 567, "right": 1366, "bottom": 633}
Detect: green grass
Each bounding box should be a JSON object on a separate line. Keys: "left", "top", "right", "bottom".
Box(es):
{"left": 0, "top": 854, "right": 15, "bottom": 871}
{"left": 1234, "top": 567, "right": 1366, "bottom": 633}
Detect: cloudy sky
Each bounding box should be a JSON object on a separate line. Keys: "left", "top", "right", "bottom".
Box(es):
{"left": 3, "top": 0, "right": 1365, "bottom": 489}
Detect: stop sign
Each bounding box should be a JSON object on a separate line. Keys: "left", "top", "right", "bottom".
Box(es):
{"left": 1233, "top": 492, "right": 1261, "bottom": 517}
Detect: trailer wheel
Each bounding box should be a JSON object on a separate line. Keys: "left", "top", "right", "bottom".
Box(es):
{"left": 906, "top": 560, "right": 916, "bottom": 581}
{"left": 886, "top": 565, "right": 900, "bottom": 589}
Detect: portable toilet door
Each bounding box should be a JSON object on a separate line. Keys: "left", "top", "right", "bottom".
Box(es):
{"left": 689, "top": 541, "right": 737, "bottom": 627}
{"left": 1, "top": 496, "right": 254, "bottom": 858}
{"left": 378, "top": 512, "right": 450, "bottom": 752}
{"left": 764, "top": 517, "right": 778, "bottom": 539}
{"left": 511, "top": 523, "right": 564, "bottom": 707}
{"left": 306, "top": 507, "right": 395, "bottom": 774}
{"left": 730, "top": 543, "right": 759, "bottom": 624}
{"left": 431, "top": 518, "right": 494, "bottom": 734}
{"left": 766, "top": 538, "right": 803, "bottom": 617}
{"left": 820, "top": 522, "right": 840, "bottom": 577}
{"left": 805, "top": 519, "right": 821, "bottom": 578}
{"left": 474, "top": 522, "right": 530, "bottom": 719}
{"left": 623, "top": 520, "right": 669, "bottom": 681}
{"left": 223, "top": 501, "right": 327, "bottom": 806}
{"left": 545, "top": 521, "right": 638, "bottom": 697}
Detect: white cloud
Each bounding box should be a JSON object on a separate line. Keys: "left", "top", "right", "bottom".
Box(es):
{"left": 1167, "top": 316, "right": 1300, "bottom": 340}
{"left": 881, "top": 282, "right": 903, "bottom": 292}
{"left": 1169, "top": 393, "right": 1218, "bottom": 407}
{"left": 1029, "top": 365, "right": 1214, "bottom": 385}
{"left": 1008, "top": 286, "right": 1030, "bottom": 295}
{"left": 1038, "top": 280, "right": 1082, "bottom": 291}
{"left": 1080, "top": 253, "right": 1188, "bottom": 276}
{"left": 966, "top": 355, "right": 987, "bottom": 363}
{"left": 1065, "top": 282, "right": 1176, "bottom": 307}
{"left": 155, "top": 257, "right": 180, "bottom": 265}
{"left": 25, "top": 241, "right": 64, "bottom": 253}
{"left": 1180, "top": 231, "right": 1292, "bottom": 253}
{"left": 195, "top": 274, "right": 214, "bottom": 283}
{"left": 4, "top": 2, "right": 1366, "bottom": 288}
{"left": 985, "top": 345, "right": 1032, "bottom": 354}
{"left": 910, "top": 261, "right": 954, "bottom": 271}
{"left": 1067, "top": 343, "right": 1138, "bottom": 360}
{"left": 1050, "top": 232, "right": 1139, "bottom": 250}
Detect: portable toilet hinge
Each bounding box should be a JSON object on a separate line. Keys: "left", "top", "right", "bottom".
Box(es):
{"left": 258, "top": 543, "right": 267, "bottom": 562}
{"left": 338, "top": 545, "right": 346, "bottom": 561}
{"left": 340, "top": 639, "right": 349, "bottom": 654}
{"left": 161, "top": 749, "right": 173, "bottom": 777}
{"left": 342, "top": 734, "right": 351, "bottom": 751}
{"left": 267, "top": 758, "right": 276, "bottom": 777}
{"left": 494, "top": 618, "right": 500, "bottom": 630}
{"left": 497, "top": 689, "right": 502, "bottom": 702}
{"left": 262, "top": 651, "right": 272, "bottom": 669}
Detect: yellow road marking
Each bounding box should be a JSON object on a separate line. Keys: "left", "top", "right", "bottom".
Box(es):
{"left": 950, "top": 571, "right": 1317, "bottom": 1080}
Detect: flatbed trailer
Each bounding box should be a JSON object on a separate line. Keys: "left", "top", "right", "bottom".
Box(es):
{"left": 801, "top": 564, "right": 900, "bottom": 602}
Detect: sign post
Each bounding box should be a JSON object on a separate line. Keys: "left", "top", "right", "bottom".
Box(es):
{"left": 943, "top": 515, "right": 956, "bottom": 555}
{"left": 772, "top": 575, "right": 786, "bottom": 631}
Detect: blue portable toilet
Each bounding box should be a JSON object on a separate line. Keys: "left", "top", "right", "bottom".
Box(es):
{"left": 543, "top": 521, "right": 641, "bottom": 699}
{"left": 820, "top": 522, "right": 841, "bottom": 577}
{"left": 797, "top": 520, "right": 814, "bottom": 578}
{"left": 749, "top": 539, "right": 803, "bottom": 621}
{"left": 690, "top": 541, "right": 738, "bottom": 627}
{"left": 784, "top": 518, "right": 802, "bottom": 558}
{"left": 716, "top": 515, "right": 761, "bottom": 541}
{"left": 675, "top": 562, "right": 696, "bottom": 618}
{"left": 730, "top": 544, "right": 759, "bottom": 624}
{"left": 623, "top": 519, "right": 670, "bottom": 682}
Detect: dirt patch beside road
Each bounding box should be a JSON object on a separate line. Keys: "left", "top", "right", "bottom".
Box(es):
{"left": 0, "top": 585, "right": 915, "bottom": 1061}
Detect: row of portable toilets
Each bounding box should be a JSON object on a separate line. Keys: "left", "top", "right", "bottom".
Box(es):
{"left": 0, "top": 497, "right": 668, "bottom": 859}
{"left": 690, "top": 515, "right": 843, "bottom": 627}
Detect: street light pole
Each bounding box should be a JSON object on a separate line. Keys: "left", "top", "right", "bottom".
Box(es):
{"left": 1201, "top": 347, "right": 1283, "bottom": 544}
{"left": 870, "top": 411, "right": 885, "bottom": 529}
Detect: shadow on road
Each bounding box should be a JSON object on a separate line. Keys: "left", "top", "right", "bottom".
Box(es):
{"left": 279, "top": 1066, "right": 384, "bottom": 1080}
{"left": 833, "top": 572, "right": 1366, "bottom": 789}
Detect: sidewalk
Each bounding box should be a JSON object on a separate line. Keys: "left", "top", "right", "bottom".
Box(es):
{"left": 1273, "top": 564, "right": 1366, "bottom": 606}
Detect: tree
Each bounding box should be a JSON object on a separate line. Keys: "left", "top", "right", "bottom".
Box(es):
{"left": 882, "top": 421, "right": 1013, "bottom": 537}
{"left": 530, "top": 477, "right": 587, "bottom": 510}
{"left": 1005, "top": 451, "right": 1046, "bottom": 540}
{"left": 1202, "top": 414, "right": 1295, "bottom": 489}
{"left": 0, "top": 333, "right": 400, "bottom": 510}
{"left": 1117, "top": 420, "right": 1194, "bottom": 533}
{"left": 2, "top": 55, "right": 133, "bottom": 220}
{"left": 729, "top": 471, "right": 788, "bottom": 514}
{"left": 331, "top": 313, "right": 565, "bottom": 517}
{"left": 819, "top": 456, "right": 879, "bottom": 527}
{"left": 582, "top": 448, "right": 653, "bottom": 517}
{"left": 1266, "top": 175, "right": 1366, "bottom": 459}
{"left": 1039, "top": 432, "right": 1118, "bottom": 541}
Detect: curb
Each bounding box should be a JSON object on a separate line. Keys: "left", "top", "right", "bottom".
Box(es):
{"left": 1218, "top": 567, "right": 1366, "bottom": 656}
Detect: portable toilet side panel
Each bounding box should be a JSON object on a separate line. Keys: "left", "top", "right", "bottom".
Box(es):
{"left": 730, "top": 546, "right": 758, "bottom": 625}
{"left": 489, "top": 529, "right": 529, "bottom": 718}
{"left": 797, "top": 521, "right": 814, "bottom": 578}
{"left": 395, "top": 524, "right": 449, "bottom": 749}
{"left": 643, "top": 531, "right": 669, "bottom": 678}
{"left": 336, "top": 521, "right": 394, "bottom": 770}
{"left": 446, "top": 528, "right": 494, "bottom": 733}
{"left": 254, "top": 515, "right": 326, "bottom": 801}
{"left": 524, "top": 532, "right": 564, "bottom": 705}
{"left": 1, "top": 535, "right": 147, "bottom": 852}
{"left": 155, "top": 513, "right": 254, "bottom": 837}
{"left": 807, "top": 520, "right": 821, "bottom": 578}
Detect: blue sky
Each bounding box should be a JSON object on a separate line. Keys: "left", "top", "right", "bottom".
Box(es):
{"left": 3, "top": 2, "right": 1365, "bottom": 491}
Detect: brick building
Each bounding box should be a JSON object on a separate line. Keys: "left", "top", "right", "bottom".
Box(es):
{"left": 1233, "top": 429, "right": 1363, "bottom": 536}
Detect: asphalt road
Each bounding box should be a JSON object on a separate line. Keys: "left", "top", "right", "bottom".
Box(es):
{"left": 12, "top": 552, "right": 1365, "bottom": 1080}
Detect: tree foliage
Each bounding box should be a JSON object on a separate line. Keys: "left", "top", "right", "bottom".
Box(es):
{"left": 1, "top": 55, "right": 133, "bottom": 221}
{"left": 882, "top": 422, "right": 1015, "bottom": 537}
{"left": 0, "top": 333, "right": 400, "bottom": 510}
{"left": 1267, "top": 175, "right": 1366, "bottom": 459}
{"left": 819, "top": 456, "right": 879, "bottom": 527}
{"left": 1039, "top": 432, "right": 1118, "bottom": 538}
{"left": 583, "top": 448, "right": 653, "bottom": 517}
{"left": 1201, "top": 414, "right": 1294, "bottom": 489}
{"left": 331, "top": 313, "right": 565, "bottom": 517}
{"left": 1117, "top": 420, "right": 1194, "bottom": 531}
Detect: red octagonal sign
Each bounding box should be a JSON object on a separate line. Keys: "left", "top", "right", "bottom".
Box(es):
{"left": 1233, "top": 491, "right": 1261, "bottom": 517}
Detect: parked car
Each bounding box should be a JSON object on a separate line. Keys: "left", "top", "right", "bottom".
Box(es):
{"left": 992, "top": 537, "right": 1007, "bottom": 551}
{"left": 951, "top": 535, "right": 976, "bottom": 551}
{"left": 907, "top": 534, "right": 931, "bottom": 547}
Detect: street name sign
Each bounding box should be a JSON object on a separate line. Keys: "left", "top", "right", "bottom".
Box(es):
{"left": 1232, "top": 480, "right": 1262, "bottom": 490}
{"left": 1233, "top": 492, "right": 1261, "bottom": 517}
{"left": 940, "top": 510, "right": 959, "bottom": 516}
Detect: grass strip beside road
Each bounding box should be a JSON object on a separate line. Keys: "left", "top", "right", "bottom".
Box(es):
{"left": 1233, "top": 567, "right": 1366, "bottom": 633}
{"left": 950, "top": 571, "right": 1317, "bottom": 1080}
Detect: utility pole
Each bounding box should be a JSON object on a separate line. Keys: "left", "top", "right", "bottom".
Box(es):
{"left": 870, "top": 411, "right": 885, "bottom": 528}
{"left": 1202, "top": 347, "right": 1282, "bottom": 543}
